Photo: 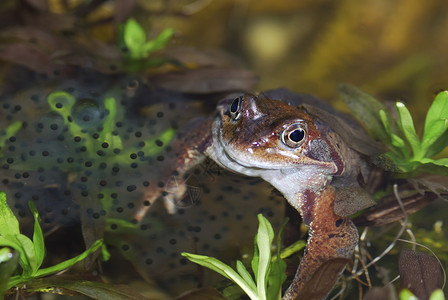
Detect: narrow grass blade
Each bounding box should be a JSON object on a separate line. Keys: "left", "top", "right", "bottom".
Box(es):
{"left": 236, "top": 260, "right": 257, "bottom": 291}
{"left": 0, "top": 235, "right": 35, "bottom": 276}
{"left": 0, "top": 192, "right": 20, "bottom": 236}
{"left": 429, "top": 289, "right": 445, "bottom": 300}
{"left": 29, "top": 201, "right": 45, "bottom": 273}
{"left": 396, "top": 102, "right": 421, "bottom": 158}
{"left": 124, "top": 18, "right": 146, "bottom": 58}
{"left": 34, "top": 239, "right": 103, "bottom": 278}
{"left": 0, "top": 247, "right": 19, "bottom": 297}
{"left": 143, "top": 28, "right": 174, "bottom": 54}
{"left": 280, "top": 240, "right": 306, "bottom": 260}
{"left": 422, "top": 91, "right": 448, "bottom": 152}
{"left": 251, "top": 233, "right": 259, "bottom": 283}
{"left": 267, "top": 218, "right": 288, "bottom": 300}
{"left": 182, "top": 253, "right": 258, "bottom": 299}
{"left": 255, "top": 214, "right": 274, "bottom": 299}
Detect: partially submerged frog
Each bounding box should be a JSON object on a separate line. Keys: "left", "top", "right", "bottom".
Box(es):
{"left": 140, "top": 88, "right": 380, "bottom": 298}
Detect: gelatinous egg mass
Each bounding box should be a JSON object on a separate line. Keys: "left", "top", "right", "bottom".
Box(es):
{"left": 71, "top": 98, "right": 104, "bottom": 129}
{"left": 0, "top": 76, "right": 284, "bottom": 295}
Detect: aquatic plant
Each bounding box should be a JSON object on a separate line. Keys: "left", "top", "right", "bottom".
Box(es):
{"left": 400, "top": 289, "right": 445, "bottom": 300}
{"left": 0, "top": 191, "right": 102, "bottom": 296}
{"left": 183, "top": 215, "right": 303, "bottom": 300}
{"left": 122, "top": 18, "right": 174, "bottom": 60}
{"left": 119, "top": 18, "right": 175, "bottom": 71}
{"left": 340, "top": 84, "right": 448, "bottom": 175}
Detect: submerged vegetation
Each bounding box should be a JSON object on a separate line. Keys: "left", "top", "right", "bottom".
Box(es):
{"left": 183, "top": 215, "right": 289, "bottom": 300}
{"left": 0, "top": 191, "right": 104, "bottom": 297}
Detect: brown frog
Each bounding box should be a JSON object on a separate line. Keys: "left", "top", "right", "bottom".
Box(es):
{"left": 139, "top": 88, "right": 380, "bottom": 298}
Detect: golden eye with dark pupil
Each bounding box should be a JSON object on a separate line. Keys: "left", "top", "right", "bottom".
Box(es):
{"left": 229, "top": 96, "right": 243, "bottom": 121}
{"left": 281, "top": 123, "right": 306, "bottom": 148}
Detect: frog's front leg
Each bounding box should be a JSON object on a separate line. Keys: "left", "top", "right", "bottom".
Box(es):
{"left": 283, "top": 184, "right": 358, "bottom": 300}
{"left": 135, "top": 117, "right": 213, "bottom": 221}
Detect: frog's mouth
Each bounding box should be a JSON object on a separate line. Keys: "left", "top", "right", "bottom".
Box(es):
{"left": 214, "top": 106, "right": 284, "bottom": 171}
{"left": 213, "top": 119, "right": 268, "bottom": 177}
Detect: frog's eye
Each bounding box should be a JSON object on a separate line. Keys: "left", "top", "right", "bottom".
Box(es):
{"left": 229, "top": 96, "right": 243, "bottom": 121}
{"left": 281, "top": 123, "right": 307, "bottom": 148}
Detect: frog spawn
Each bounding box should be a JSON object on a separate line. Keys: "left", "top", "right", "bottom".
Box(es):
{"left": 0, "top": 76, "right": 285, "bottom": 295}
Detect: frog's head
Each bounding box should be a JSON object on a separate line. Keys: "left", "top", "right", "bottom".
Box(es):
{"left": 208, "top": 93, "right": 354, "bottom": 202}
{"left": 213, "top": 93, "right": 346, "bottom": 174}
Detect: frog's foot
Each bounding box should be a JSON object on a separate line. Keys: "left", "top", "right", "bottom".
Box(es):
{"left": 135, "top": 175, "right": 188, "bottom": 221}
{"left": 283, "top": 185, "right": 358, "bottom": 300}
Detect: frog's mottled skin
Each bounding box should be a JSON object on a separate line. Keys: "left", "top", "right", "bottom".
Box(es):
{"left": 141, "top": 89, "right": 376, "bottom": 299}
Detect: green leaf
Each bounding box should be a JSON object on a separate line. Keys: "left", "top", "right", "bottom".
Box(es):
{"left": 236, "top": 260, "right": 257, "bottom": 291}
{"left": 101, "top": 245, "right": 111, "bottom": 262}
{"left": 420, "top": 157, "right": 448, "bottom": 167}
{"left": 429, "top": 289, "right": 446, "bottom": 300}
{"left": 416, "top": 158, "right": 448, "bottom": 175}
{"left": 124, "top": 18, "right": 147, "bottom": 58}
{"left": 0, "top": 194, "right": 38, "bottom": 275}
{"left": 7, "top": 239, "right": 104, "bottom": 289}
{"left": 0, "top": 191, "right": 20, "bottom": 236}
{"left": 181, "top": 253, "right": 259, "bottom": 300}
{"left": 0, "top": 247, "right": 14, "bottom": 264}
{"left": 251, "top": 233, "right": 259, "bottom": 284}
{"left": 390, "top": 133, "right": 407, "bottom": 152}
{"left": 422, "top": 91, "right": 448, "bottom": 152}
{"left": 255, "top": 214, "right": 274, "bottom": 299}
{"left": 395, "top": 102, "right": 422, "bottom": 158}
{"left": 267, "top": 218, "right": 288, "bottom": 300}
{"left": 142, "top": 28, "right": 174, "bottom": 55}
{"left": 425, "top": 130, "right": 448, "bottom": 158}
{"left": 0, "top": 247, "right": 18, "bottom": 298}
{"left": 33, "top": 239, "right": 103, "bottom": 279}
{"left": 379, "top": 110, "right": 392, "bottom": 137}
{"left": 0, "top": 234, "right": 36, "bottom": 276}
{"left": 416, "top": 162, "right": 448, "bottom": 176}
{"left": 379, "top": 109, "right": 409, "bottom": 159}
{"left": 399, "top": 289, "right": 418, "bottom": 300}
{"left": 28, "top": 201, "right": 45, "bottom": 274}
{"left": 280, "top": 240, "right": 306, "bottom": 260}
